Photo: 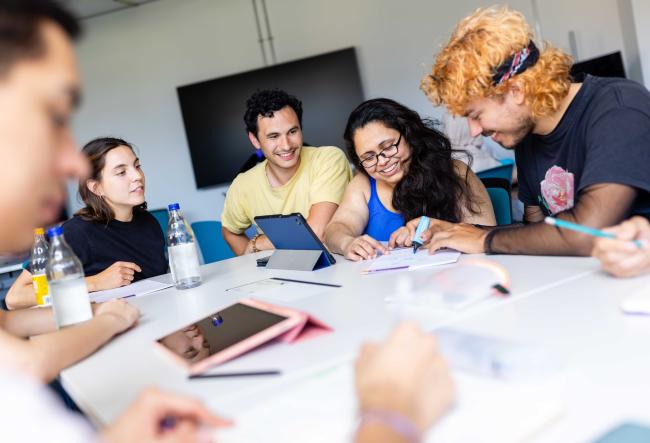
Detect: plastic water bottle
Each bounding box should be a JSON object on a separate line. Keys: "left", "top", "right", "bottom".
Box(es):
{"left": 167, "top": 203, "right": 202, "bottom": 289}
{"left": 30, "top": 228, "right": 50, "bottom": 306}
{"left": 46, "top": 226, "right": 92, "bottom": 328}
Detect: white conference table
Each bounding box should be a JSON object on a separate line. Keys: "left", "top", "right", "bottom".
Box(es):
{"left": 61, "top": 251, "right": 650, "bottom": 442}
{"left": 454, "top": 266, "right": 650, "bottom": 443}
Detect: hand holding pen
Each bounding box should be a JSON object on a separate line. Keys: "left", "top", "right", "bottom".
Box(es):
{"left": 589, "top": 216, "right": 650, "bottom": 278}
{"left": 101, "top": 388, "right": 232, "bottom": 443}
{"left": 544, "top": 217, "right": 644, "bottom": 248}
{"left": 412, "top": 217, "right": 431, "bottom": 253}
{"left": 388, "top": 216, "right": 430, "bottom": 250}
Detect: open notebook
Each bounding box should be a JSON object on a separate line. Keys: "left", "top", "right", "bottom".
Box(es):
{"left": 362, "top": 247, "right": 461, "bottom": 274}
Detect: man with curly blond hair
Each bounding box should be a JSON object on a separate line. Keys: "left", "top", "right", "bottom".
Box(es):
{"left": 412, "top": 5, "right": 650, "bottom": 256}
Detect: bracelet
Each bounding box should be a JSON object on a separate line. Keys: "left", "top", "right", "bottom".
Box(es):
{"left": 250, "top": 234, "right": 261, "bottom": 253}
{"left": 357, "top": 409, "right": 421, "bottom": 443}
{"left": 484, "top": 228, "right": 499, "bottom": 255}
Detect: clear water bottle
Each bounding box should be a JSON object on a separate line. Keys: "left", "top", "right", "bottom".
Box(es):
{"left": 167, "top": 203, "right": 202, "bottom": 289}
{"left": 46, "top": 226, "right": 92, "bottom": 328}
{"left": 30, "top": 228, "right": 50, "bottom": 306}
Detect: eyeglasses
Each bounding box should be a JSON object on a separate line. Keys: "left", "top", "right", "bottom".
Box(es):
{"left": 359, "top": 134, "right": 401, "bottom": 169}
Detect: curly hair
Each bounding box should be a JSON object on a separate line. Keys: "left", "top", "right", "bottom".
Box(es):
{"left": 243, "top": 89, "right": 303, "bottom": 136}
{"left": 344, "top": 98, "right": 477, "bottom": 223}
{"left": 76, "top": 137, "right": 147, "bottom": 224}
{"left": 421, "top": 6, "right": 573, "bottom": 119}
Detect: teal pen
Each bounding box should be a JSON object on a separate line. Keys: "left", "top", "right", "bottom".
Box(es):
{"left": 544, "top": 217, "right": 644, "bottom": 248}
{"left": 412, "top": 216, "right": 431, "bottom": 253}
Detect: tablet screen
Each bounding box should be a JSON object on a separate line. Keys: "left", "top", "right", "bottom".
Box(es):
{"left": 157, "top": 303, "right": 287, "bottom": 364}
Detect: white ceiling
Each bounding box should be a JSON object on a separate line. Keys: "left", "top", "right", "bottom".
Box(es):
{"left": 62, "top": 0, "right": 157, "bottom": 20}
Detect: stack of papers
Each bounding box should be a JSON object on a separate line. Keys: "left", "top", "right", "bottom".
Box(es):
{"left": 362, "top": 248, "right": 461, "bottom": 274}
{"left": 89, "top": 278, "right": 173, "bottom": 303}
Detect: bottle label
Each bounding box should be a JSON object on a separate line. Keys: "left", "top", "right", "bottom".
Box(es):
{"left": 32, "top": 273, "right": 50, "bottom": 306}
{"left": 169, "top": 243, "right": 201, "bottom": 282}
{"left": 50, "top": 278, "right": 92, "bottom": 328}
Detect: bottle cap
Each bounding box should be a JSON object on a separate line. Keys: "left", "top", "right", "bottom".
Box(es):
{"left": 34, "top": 228, "right": 45, "bottom": 235}
{"left": 167, "top": 203, "right": 180, "bottom": 211}
{"left": 46, "top": 226, "right": 63, "bottom": 237}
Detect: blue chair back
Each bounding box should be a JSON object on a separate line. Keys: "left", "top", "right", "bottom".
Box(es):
{"left": 149, "top": 208, "right": 169, "bottom": 258}
{"left": 476, "top": 158, "right": 514, "bottom": 185}
{"left": 191, "top": 220, "right": 235, "bottom": 264}
{"left": 149, "top": 208, "right": 169, "bottom": 239}
{"left": 480, "top": 178, "right": 512, "bottom": 226}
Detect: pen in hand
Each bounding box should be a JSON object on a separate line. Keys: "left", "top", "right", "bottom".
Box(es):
{"left": 544, "top": 217, "right": 644, "bottom": 248}
{"left": 412, "top": 216, "right": 431, "bottom": 253}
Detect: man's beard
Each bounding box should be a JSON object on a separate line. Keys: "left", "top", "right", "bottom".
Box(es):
{"left": 500, "top": 116, "right": 535, "bottom": 148}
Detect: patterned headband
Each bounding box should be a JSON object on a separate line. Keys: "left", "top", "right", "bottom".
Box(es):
{"left": 492, "top": 41, "right": 540, "bottom": 86}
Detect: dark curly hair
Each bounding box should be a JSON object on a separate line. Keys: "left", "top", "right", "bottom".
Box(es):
{"left": 244, "top": 89, "right": 303, "bottom": 136}
{"left": 344, "top": 98, "right": 477, "bottom": 223}
{"left": 76, "top": 137, "right": 147, "bottom": 224}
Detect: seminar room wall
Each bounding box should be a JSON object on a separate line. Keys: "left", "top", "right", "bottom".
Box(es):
{"left": 71, "top": 0, "right": 632, "bottom": 223}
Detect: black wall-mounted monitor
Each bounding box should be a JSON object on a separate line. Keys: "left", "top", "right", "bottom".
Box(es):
{"left": 177, "top": 47, "right": 364, "bottom": 189}
{"left": 570, "top": 51, "right": 626, "bottom": 80}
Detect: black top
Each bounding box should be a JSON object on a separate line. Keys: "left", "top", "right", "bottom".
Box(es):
{"left": 516, "top": 74, "right": 650, "bottom": 216}
{"left": 62, "top": 210, "right": 167, "bottom": 280}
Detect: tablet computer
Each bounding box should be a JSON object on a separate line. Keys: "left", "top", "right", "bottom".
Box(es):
{"left": 254, "top": 213, "right": 336, "bottom": 269}
{"left": 156, "top": 299, "right": 303, "bottom": 375}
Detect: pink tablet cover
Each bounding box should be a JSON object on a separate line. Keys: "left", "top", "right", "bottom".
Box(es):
{"left": 278, "top": 311, "right": 332, "bottom": 344}
{"left": 157, "top": 298, "right": 332, "bottom": 375}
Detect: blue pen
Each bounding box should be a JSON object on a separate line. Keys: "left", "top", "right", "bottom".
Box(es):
{"left": 544, "top": 217, "right": 644, "bottom": 248}
{"left": 412, "top": 216, "right": 431, "bottom": 253}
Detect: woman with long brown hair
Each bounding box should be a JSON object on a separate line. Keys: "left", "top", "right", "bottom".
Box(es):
{"left": 324, "top": 99, "right": 495, "bottom": 261}
{"left": 62, "top": 137, "right": 167, "bottom": 290}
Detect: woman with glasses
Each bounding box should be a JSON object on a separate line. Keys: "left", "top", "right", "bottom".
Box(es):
{"left": 325, "top": 98, "right": 495, "bottom": 261}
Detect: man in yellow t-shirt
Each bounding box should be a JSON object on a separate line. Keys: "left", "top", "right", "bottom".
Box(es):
{"left": 221, "top": 89, "right": 352, "bottom": 255}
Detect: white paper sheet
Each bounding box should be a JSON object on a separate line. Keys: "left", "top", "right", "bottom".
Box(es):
{"left": 89, "top": 278, "right": 173, "bottom": 303}
{"left": 363, "top": 248, "right": 461, "bottom": 274}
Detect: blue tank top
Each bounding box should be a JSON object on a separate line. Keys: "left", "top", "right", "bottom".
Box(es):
{"left": 363, "top": 177, "right": 405, "bottom": 241}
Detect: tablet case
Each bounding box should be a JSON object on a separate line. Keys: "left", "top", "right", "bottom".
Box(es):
{"left": 266, "top": 249, "right": 326, "bottom": 271}
{"left": 254, "top": 213, "right": 336, "bottom": 271}
{"left": 279, "top": 311, "right": 332, "bottom": 343}
{"left": 157, "top": 299, "right": 333, "bottom": 375}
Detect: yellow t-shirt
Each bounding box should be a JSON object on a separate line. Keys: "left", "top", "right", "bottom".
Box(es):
{"left": 221, "top": 146, "right": 352, "bottom": 234}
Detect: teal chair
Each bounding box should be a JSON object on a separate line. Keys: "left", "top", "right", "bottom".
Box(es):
{"left": 149, "top": 208, "right": 169, "bottom": 258}
{"left": 149, "top": 208, "right": 169, "bottom": 239}
{"left": 191, "top": 220, "right": 235, "bottom": 264}
{"left": 476, "top": 158, "right": 515, "bottom": 185}
{"left": 480, "top": 178, "right": 512, "bottom": 226}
